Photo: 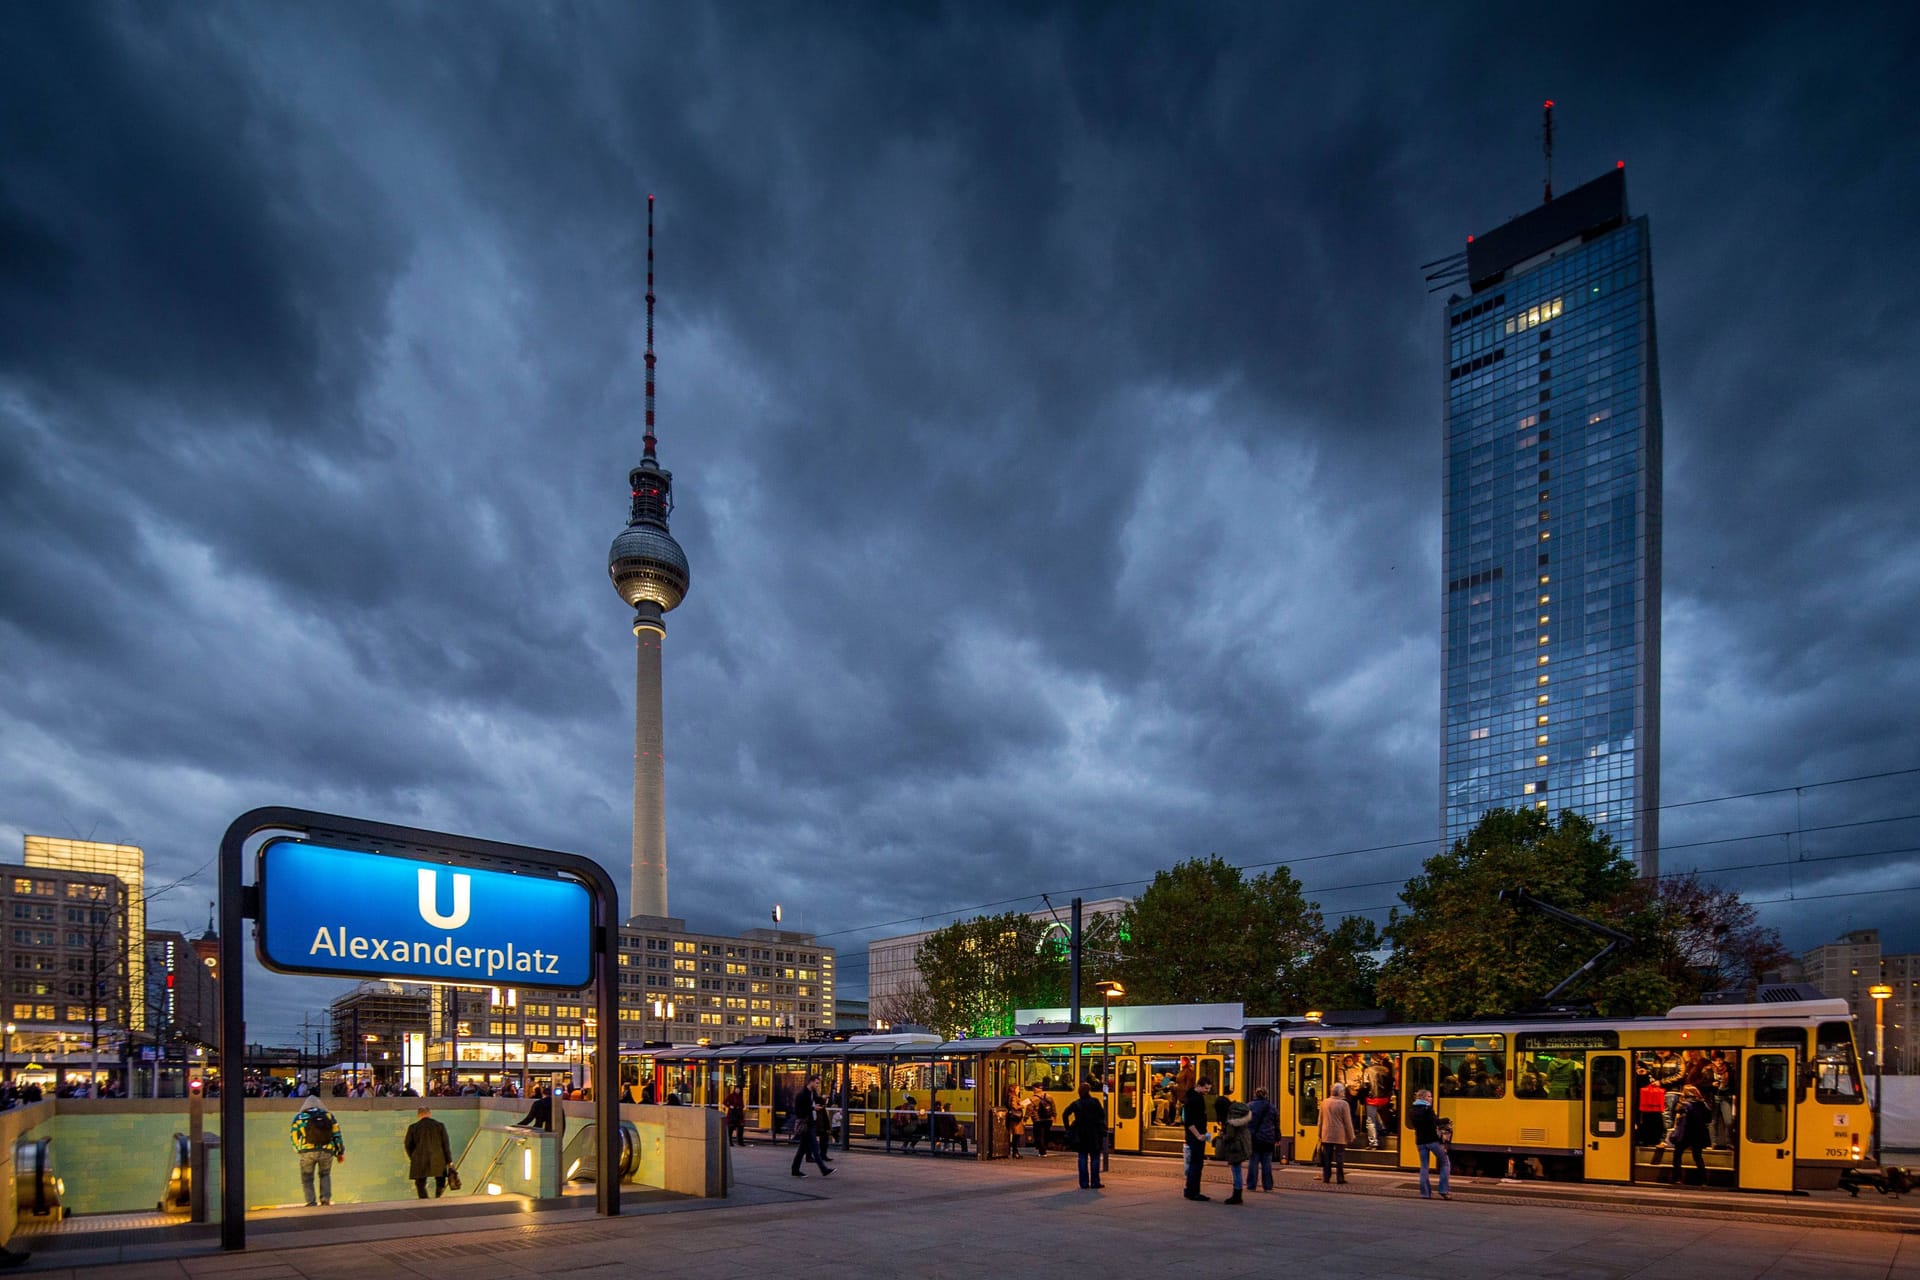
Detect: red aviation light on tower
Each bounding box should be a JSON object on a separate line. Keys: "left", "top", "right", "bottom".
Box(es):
{"left": 1617, "top": 160, "right": 1626, "bottom": 169}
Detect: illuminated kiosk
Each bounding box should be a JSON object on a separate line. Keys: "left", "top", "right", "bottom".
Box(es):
{"left": 217, "top": 807, "right": 620, "bottom": 1251}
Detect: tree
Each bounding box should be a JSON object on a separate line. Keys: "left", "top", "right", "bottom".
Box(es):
{"left": 913, "top": 912, "right": 1055, "bottom": 1039}
{"left": 1377, "top": 808, "right": 1787, "bottom": 1020}
{"left": 1114, "top": 856, "right": 1380, "bottom": 1015}
{"left": 1378, "top": 808, "right": 1653, "bottom": 1020}
{"left": 909, "top": 909, "right": 1127, "bottom": 1038}
{"left": 1639, "top": 872, "right": 1792, "bottom": 999}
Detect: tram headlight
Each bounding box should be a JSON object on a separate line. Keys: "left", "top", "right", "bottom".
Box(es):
{"left": 1851, "top": 1135, "right": 1861, "bottom": 1160}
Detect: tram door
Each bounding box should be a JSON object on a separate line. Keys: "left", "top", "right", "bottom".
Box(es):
{"left": 1295, "top": 1055, "right": 1325, "bottom": 1154}
{"left": 1110, "top": 1057, "right": 1142, "bottom": 1153}
{"left": 1737, "top": 1049, "right": 1796, "bottom": 1192}
{"left": 1583, "top": 1052, "right": 1631, "bottom": 1182}
{"left": 1398, "top": 1054, "right": 1435, "bottom": 1170}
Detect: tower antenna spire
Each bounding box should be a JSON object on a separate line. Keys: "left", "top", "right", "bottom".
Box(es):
{"left": 645, "top": 193, "right": 660, "bottom": 460}
{"left": 1542, "top": 99, "right": 1555, "bottom": 204}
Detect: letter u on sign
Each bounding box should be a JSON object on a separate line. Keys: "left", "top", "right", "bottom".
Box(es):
{"left": 418, "top": 869, "right": 472, "bottom": 930}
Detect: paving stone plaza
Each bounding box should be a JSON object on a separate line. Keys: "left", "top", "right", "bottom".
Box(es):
{"left": 20, "top": 1141, "right": 1920, "bottom": 1279}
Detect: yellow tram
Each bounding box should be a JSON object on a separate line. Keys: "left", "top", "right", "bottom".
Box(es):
{"left": 625, "top": 1035, "right": 1039, "bottom": 1153}
{"left": 1019, "top": 990, "right": 1870, "bottom": 1192}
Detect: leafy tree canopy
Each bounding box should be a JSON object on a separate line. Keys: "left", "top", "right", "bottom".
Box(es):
{"left": 1378, "top": 808, "right": 1788, "bottom": 1020}
{"left": 911, "top": 909, "right": 1121, "bottom": 1039}
{"left": 1114, "top": 856, "right": 1379, "bottom": 1016}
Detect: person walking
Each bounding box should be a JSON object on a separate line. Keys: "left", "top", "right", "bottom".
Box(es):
{"left": 1408, "top": 1088, "right": 1451, "bottom": 1200}
{"left": 723, "top": 1081, "right": 746, "bottom": 1147}
{"left": 290, "top": 1098, "right": 345, "bottom": 1206}
{"left": 403, "top": 1106, "right": 453, "bottom": 1199}
{"left": 1246, "top": 1086, "right": 1279, "bottom": 1192}
{"left": 1030, "top": 1084, "right": 1056, "bottom": 1156}
{"left": 1181, "top": 1077, "right": 1212, "bottom": 1200}
{"left": 790, "top": 1076, "right": 833, "bottom": 1177}
{"left": 1215, "top": 1097, "right": 1253, "bottom": 1204}
{"left": 1317, "top": 1082, "right": 1355, "bottom": 1184}
{"left": 1667, "top": 1084, "right": 1712, "bottom": 1185}
{"left": 1061, "top": 1080, "right": 1107, "bottom": 1190}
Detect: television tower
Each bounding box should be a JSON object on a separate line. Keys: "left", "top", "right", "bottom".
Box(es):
{"left": 607, "top": 195, "right": 690, "bottom": 920}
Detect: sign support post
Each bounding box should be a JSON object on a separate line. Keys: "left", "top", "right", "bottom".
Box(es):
{"left": 218, "top": 807, "right": 621, "bottom": 1251}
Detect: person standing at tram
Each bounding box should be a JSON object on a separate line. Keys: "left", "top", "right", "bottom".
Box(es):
{"left": 1246, "top": 1087, "right": 1279, "bottom": 1192}
{"left": 1667, "top": 1085, "right": 1712, "bottom": 1185}
{"left": 1062, "top": 1080, "right": 1107, "bottom": 1190}
{"left": 1180, "top": 1077, "right": 1212, "bottom": 1201}
{"left": 723, "top": 1081, "right": 746, "bottom": 1147}
{"left": 1317, "top": 1082, "right": 1355, "bottom": 1184}
{"left": 1030, "top": 1084, "right": 1056, "bottom": 1156}
{"left": 1001, "top": 1083, "right": 1024, "bottom": 1158}
{"left": 1408, "top": 1089, "right": 1450, "bottom": 1199}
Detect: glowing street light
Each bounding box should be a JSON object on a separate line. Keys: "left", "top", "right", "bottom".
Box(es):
{"left": 1094, "top": 980, "right": 1123, "bottom": 1172}
{"left": 1870, "top": 982, "right": 1892, "bottom": 1166}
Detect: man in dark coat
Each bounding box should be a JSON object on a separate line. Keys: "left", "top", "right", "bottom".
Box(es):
{"left": 1060, "top": 1081, "right": 1107, "bottom": 1190}
{"left": 405, "top": 1107, "right": 454, "bottom": 1198}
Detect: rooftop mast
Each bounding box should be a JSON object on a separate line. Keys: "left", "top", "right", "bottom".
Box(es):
{"left": 1542, "top": 99, "right": 1555, "bottom": 204}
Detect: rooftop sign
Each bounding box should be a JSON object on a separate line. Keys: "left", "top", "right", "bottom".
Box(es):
{"left": 257, "top": 839, "right": 593, "bottom": 988}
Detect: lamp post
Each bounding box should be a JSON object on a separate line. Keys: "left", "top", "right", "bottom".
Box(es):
{"left": 651, "top": 999, "right": 674, "bottom": 1101}
{"left": 2, "top": 1021, "right": 13, "bottom": 1086}
{"left": 1094, "top": 980, "right": 1123, "bottom": 1173}
{"left": 1870, "top": 983, "right": 1892, "bottom": 1166}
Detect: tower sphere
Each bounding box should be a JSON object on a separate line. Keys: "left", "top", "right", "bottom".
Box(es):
{"left": 608, "top": 520, "right": 689, "bottom": 613}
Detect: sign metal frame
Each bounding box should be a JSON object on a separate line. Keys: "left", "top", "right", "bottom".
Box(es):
{"left": 218, "top": 807, "right": 621, "bottom": 1251}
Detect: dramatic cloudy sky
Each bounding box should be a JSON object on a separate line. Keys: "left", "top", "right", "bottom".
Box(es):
{"left": 4, "top": 4, "right": 1917, "bottom": 1039}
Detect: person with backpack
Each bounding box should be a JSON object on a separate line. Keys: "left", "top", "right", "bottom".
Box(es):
{"left": 290, "top": 1098, "right": 346, "bottom": 1206}
{"left": 1408, "top": 1088, "right": 1451, "bottom": 1200}
{"left": 1030, "top": 1084, "right": 1056, "bottom": 1156}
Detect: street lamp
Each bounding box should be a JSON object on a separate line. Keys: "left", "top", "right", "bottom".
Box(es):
{"left": 3, "top": 1022, "right": 13, "bottom": 1086}
{"left": 651, "top": 1000, "right": 674, "bottom": 1101}
{"left": 1094, "top": 980, "right": 1123, "bottom": 1172}
{"left": 1870, "top": 983, "right": 1892, "bottom": 1166}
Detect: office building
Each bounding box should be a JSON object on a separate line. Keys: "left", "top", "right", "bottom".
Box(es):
{"left": 23, "top": 835, "right": 147, "bottom": 1029}
{"left": 1440, "top": 165, "right": 1664, "bottom": 874}
{"left": 1802, "top": 928, "right": 1915, "bottom": 1074}
{"left": 428, "top": 918, "right": 834, "bottom": 1085}
{"left": 2, "top": 858, "right": 129, "bottom": 1083}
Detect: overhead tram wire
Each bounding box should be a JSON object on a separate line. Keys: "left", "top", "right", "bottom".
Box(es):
{"left": 805, "top": 763, "right": 1920, "bottom": 950}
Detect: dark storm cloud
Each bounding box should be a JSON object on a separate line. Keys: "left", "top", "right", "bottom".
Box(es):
{"left": 4, "top": 2, "right": 1919, "bottom": 1036}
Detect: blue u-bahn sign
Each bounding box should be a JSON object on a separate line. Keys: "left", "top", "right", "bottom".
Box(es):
{"left": 257, "top": 839, "right": 594, "bottom": 989}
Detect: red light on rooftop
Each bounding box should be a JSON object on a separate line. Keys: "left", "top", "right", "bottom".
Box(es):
{"left": 1466, "top": 234, "right": 1475, "bottom": 243}
{"left": 1544, "top": 99, "right": 1554, "bottom": 109}
{"left": 1616, "top": 160, "right": 1625, "bottom": 169}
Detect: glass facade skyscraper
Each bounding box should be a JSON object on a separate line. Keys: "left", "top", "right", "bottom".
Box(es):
{"left": 1441, "top": 168, "right": 1663, "bottom": 876}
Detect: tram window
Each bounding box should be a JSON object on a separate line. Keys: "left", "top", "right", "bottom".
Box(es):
{"left": 1405, "top": 1056, "right": 1434, "bottom": 1107}
{"left": 1030, "top": 1046, "right": 1075, "bottom": 1091}
{"left": 1084, "top": 1054, "right": 1106, "bottom": 1092}
{"left": 1746, "top": 1054, "right": 1789, "bottom": 1144}
{"left": 1437, "top": 1037, "right": 1506, "bottom": 1099}
{"left": 1587, "top": 1056, "right": 1625, "bottom": 1136}
{"left": 1299, "top": 1058, "right": 1323, "bottom": 1124}
{"left": 1208, "top": 1040, "right": 1236, "bottom": 1096}
{"left": 1814, "top": 1021, "right": 1865, "bottom": 1104}
{"left": 1116, "top": 1058, "right": 1138, "bottom": 1121}
{"left": 1516, "top": 1050, "right": 1584, "bottom": 1099}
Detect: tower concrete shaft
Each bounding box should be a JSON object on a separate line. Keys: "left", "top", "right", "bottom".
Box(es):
{"left": 630, "top": 618, "right": 669, "bottom": 918}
